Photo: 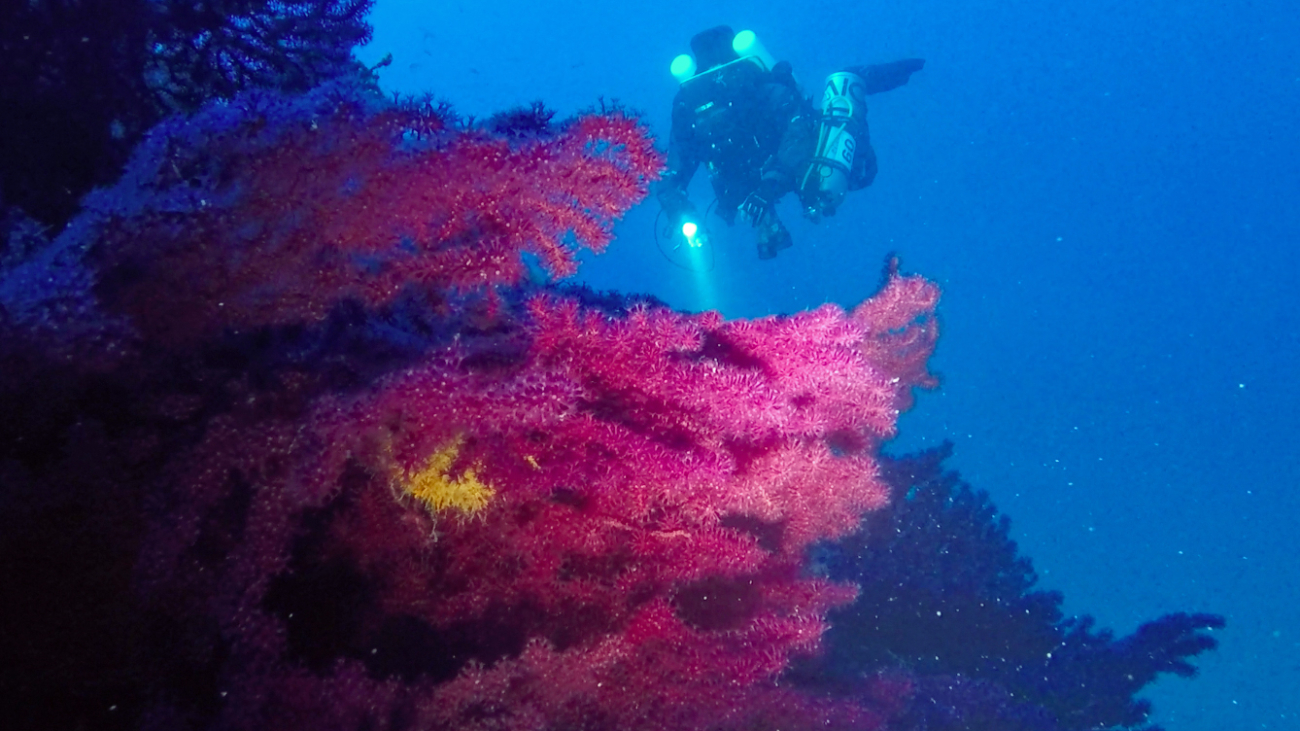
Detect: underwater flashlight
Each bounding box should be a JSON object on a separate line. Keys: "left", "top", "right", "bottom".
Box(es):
{"left": 731, "top": 30, "right": 777, "bottom": 72}
{"left": 681, "top": 220, "right": 705, "bottom": 248}
{"left": 676, "top": 219, "right": 715, "bottom": 309}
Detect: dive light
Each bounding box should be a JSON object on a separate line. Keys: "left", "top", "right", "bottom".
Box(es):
{"left": 670, "top": 54, "right": 697, "bottom": 82}
{"left": 669, "top": 29, "right": 776, "bottom": 83}
{"left": 730, "top": 30, "right": 776, "bottom": 72}
{"left": 681, "top": 220, "right": 705, "bottom": 248}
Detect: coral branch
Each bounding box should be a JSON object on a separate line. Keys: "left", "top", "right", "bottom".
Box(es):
{"left": 88, "top": 84, "right": 660, "bottom": 344}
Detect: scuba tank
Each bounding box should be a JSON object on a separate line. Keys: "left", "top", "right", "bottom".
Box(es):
{"left": 800, "top": 70, "right": 868, "bottom": 219}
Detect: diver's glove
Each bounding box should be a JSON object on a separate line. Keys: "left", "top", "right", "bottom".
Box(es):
{"left": 847, "top": 58, "right": 926, "bottom": 95}
{"left": 739, "top": 193, "right": 769, "bottom": 227}
{"left": 740, "top": 181, "right": 782, "bottom": 226}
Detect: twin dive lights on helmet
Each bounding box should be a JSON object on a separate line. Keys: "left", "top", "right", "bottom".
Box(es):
{"left": 670, "top": 28, "right": 777, "bottom": 83}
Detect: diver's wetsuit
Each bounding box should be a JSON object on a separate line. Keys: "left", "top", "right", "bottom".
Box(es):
{"left": 654, "top": 51, "right": 924, "bottom": 257}
{"left": 655, "top": 59, "right": 813, "bottom": 225}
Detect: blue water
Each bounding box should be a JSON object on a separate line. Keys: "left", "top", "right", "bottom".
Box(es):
{"left": 356, "top": 1, "right": 1299, "bottom": 728}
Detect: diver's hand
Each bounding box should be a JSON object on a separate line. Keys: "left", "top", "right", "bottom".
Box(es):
{"left": 854, "top": 59, "right": 926, "bottom": 94}
{"left": 739, "top": 191, "right": 773, "bottom": 226}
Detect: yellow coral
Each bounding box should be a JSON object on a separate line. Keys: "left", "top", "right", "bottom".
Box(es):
{"left": 403, "top": 436, "right": 495, "bottom": 515}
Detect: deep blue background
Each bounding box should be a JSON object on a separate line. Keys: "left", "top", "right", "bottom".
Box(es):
{"left": 357, "top": 1, "right": 1299, "bottom": 728}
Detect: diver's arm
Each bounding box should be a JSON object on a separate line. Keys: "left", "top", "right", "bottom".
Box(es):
{"left": 653, "top": 142, "right": 709, "bottom": 247}
{"left": 653, "top": 142, "right": 698, "bottom": 218}
{"left": 652, "top": 98, "right": 702, "bottom": 221}
{"left": 844, "top": 58, "right": 925, "bottom": 95}
{"left": 757, "top": 81, "right": 817, "bottom": 202}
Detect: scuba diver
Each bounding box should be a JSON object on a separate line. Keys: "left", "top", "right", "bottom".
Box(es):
{"left": 654, "top": 26, "right": 924, "bottom": 259}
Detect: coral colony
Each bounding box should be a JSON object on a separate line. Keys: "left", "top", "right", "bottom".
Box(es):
{"left": 1, "top": 3, "right": 1220, "bottom": 730}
